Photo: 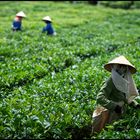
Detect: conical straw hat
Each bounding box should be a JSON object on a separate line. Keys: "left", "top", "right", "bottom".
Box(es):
{"left": 16, "top": 11, "right": 26, "bottom": 18}
{"left": 42, "top": 16, "right": 52, "bottom": 22}
{"left": 104, "top": 55, "right": 136, "bottom": 74}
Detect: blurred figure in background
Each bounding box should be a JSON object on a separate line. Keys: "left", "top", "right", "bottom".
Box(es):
{"left": 91, "top": 55, "right": 140, "bottom": 134}
{"left": 42, "top": 16, "right": 56, "bottom": 36}
{"left": 12, "top": 11, "right": 26, "bottom": 31}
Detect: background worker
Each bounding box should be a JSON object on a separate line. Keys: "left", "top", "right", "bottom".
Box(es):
{"left": 42, "top": 16, "right": 56, "bottom": 35}
{"left": 12, "top": 11, "right": 26, "bottom": 31}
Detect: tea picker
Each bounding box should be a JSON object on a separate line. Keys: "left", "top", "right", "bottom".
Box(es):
{"left": 42, "top": 16, "right": 56, "bottom": 36}
{"left": 12, "top": 11, "right": 26, "bottom": 31}
{"left": 91, "top": 55, "right": 140, "bottom": 134}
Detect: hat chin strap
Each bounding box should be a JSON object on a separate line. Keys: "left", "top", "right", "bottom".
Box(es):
{"left": 111, "top": 66, "right": 139, "bottom": 104}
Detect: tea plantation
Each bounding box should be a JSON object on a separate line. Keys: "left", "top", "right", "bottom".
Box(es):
{"left": 1, "top": 1, "right": 140, "bottom": 139}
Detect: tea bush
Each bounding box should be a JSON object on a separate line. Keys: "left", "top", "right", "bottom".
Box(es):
{"left": 0, "top": 1, "right": 140, "bottom": 139}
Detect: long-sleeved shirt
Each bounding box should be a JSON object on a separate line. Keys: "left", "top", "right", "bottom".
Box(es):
{"left": 12, "top": 20, "right": 22, "bottom": 31}
{"left": 96, "top": 77, "right": 138, "bottom": 112}
{"left": 42, "top": 23, "right": 54, "bottom": 35}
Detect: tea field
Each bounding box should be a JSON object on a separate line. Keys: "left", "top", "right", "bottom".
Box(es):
{"left": 1, "top": 1, "right": 140, "bottom": 139}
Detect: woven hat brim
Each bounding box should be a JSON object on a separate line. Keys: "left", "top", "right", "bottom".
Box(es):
{"left": 42, "top": 16, "right": 52, "bottom": 22}
{"left": 16, "top": 14, "right": 26, "bottom": 18}
{"left": 104, "top": 63, "right": 136, "bottom": 74}
{"left": 42, "top": 19, "right": 52, "bottom": 22}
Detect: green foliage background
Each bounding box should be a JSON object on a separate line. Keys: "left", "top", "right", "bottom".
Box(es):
{"left": 0, "top": 1, "right": 140, "bottom": 139}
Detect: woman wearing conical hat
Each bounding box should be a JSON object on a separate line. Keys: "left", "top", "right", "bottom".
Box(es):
{"left": 91, "top": 55, "right": 140, "bottom": 134}
{"left": 42, "top": 16, "right": 56, "bottom": 36}
{"left": 12, "top": 11, "right": 26, "bottom": 31}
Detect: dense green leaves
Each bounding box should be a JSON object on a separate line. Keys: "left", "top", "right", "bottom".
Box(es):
{"left": 0, "top": 1, "right": 140, "bottom": 139}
